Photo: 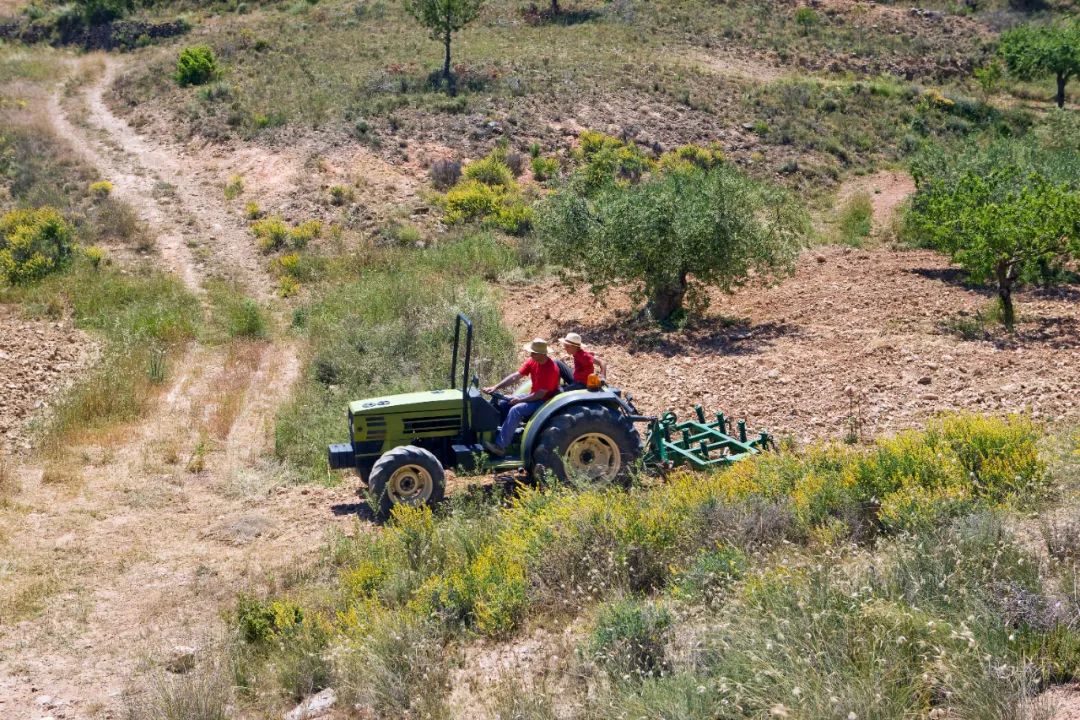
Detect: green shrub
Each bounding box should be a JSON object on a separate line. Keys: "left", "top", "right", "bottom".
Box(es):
{"left": 444, "top": 179, "right": 502, "bottom": 224}
{"left": 175, "top": 46, "right": 220, "bottom": 87}
{"left": 0, "top": 207, "right": 75, "bottom": 285}
{"left": 587, "top": 598, "right": 672, "bottom": 681}
{"left": 531, "top": 155, "right": 559, "bottom": 182}
{"left": 244, "top": 201, "right": 261, "bottom": 220}
{"left": 289, "top": 220, "right": 322, "bottom": 249}
{"left": 236, "top": 594, "right": 304, "bottom": 646}
{"left": 223, "top": 174, "right": 243, "bottom": 200}
{"left": 206, "top": 282, "right": 267, "bottom": 340}
{"left": 463, "top": 155, "right": 514, "bottom": 188}
{"left": 794, "top": 6, "right": 819, "bottom": 28}
{"left": 251, "top": 216, "right": 289, "bottom": 253}
{"left": 488, "top": 202, "right": 533, "bottom": 236}
{"left": 88, "top": 180, "right": 113, "bottom": 198}
{"left": 83, "top": 245, "right": 107, "bottom": 270}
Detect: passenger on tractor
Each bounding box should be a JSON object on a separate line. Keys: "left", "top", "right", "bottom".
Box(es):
{"left": 559, "top": 332, "right": 606, "bottom": 390}
{"left": 481, "top": 338, "right": 560, "bottom": 457}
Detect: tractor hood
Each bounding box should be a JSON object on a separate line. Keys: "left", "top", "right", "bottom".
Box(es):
{"left": 348, "top": 389, "right": 463, "bottom": 416}
{"left": 349, "top": 389, "right": 464, "bottom": 445}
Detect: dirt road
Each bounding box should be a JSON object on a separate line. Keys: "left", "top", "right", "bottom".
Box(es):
{"left": 0, "top": 58, "right": 357, "bottom": 720}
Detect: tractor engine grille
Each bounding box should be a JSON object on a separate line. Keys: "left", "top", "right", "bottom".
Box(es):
{"left": 403, "top": 415, "right": 460, "bottom": 435}
{"left": 358, "top": 415, "right": 387, "bottom": 440}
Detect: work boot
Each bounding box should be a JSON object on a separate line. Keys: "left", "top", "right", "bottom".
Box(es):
{"left": 482, "top": 440, "right": 506, "bottom": 457}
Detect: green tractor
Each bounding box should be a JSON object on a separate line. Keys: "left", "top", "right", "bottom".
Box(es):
{"left": 329, "top": 313, "right": 772, "bottom": 519}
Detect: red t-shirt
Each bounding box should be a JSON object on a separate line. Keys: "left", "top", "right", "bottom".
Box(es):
{"left": 519, "top": 357, "right": 560, "bottom": 399}
{"left": 571, "top": 349, "right": 595, "bottom": 384}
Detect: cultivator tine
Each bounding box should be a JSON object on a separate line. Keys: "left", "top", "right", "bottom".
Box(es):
{"left": 642, "top": 406, "right": 771, "bottom": 472}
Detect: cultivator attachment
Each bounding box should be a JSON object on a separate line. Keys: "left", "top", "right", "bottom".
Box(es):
{"left": 642, "top": 405, "right": 772, "bottom": 471}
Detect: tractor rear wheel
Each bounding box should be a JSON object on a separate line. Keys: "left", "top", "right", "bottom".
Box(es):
{"left": 532, "top": 405, "right": 641, "bottom": 485}
{"left": 367, "top": 445, "right": 445, "bottom": 520}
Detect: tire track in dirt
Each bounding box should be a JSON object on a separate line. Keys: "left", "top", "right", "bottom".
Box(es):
{"left": 49, "top": 56, "right": 271, "bottom": 300}
{"left": 0, "top": 59, "right": 332, "bottom": 720}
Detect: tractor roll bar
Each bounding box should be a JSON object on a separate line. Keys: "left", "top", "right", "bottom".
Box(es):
{"left": 451, "top": 313, "right": 474, "bottom": 434}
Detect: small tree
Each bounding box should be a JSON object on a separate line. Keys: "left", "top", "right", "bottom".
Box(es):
{"left": 404, "top": 0, "right": 484, "bottom": 91}
{"left": 906, "top": 165, "right": 1080, "bottom": 328}
{"left": 538, "top": 163, "right": 804, "bottom": 323}
{"left": 998, "top": 21, "right": 1080, "bottom": 109}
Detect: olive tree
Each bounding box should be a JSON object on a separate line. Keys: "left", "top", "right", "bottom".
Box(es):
{"left": 537, "top": 164, "right": 804, "bottom": 324}
{"left": 404, "top": 0, "right": 484, "bottom": 91}
{"left": 999, "top": 21, "right": 1080, "bottom": 109}
{"left": 906, "top": 163, "right": 1080, "bottom": 328}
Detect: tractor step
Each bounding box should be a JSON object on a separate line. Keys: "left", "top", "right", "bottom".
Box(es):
{"left": 452, "top": 443, "right": 485, "bottom": 471}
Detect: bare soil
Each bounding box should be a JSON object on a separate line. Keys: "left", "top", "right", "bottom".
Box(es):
{"left": 0, "top": 307, "right": 98, "bottom": 452}
{"left": 500, "top": 247, "right": 1080, "bottom": 444}
{"left": 0, "top": 56, "right": 363, "bottom": 720}
{"left": 835, "top": 169, "right": 916, "bottom": 237}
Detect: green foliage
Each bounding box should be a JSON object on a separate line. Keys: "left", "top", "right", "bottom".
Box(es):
{"left": 175, "top": 46, "right": 221, "bottom": 88}
{"left": 251, "top": 415, "right": 1055, "bottom": 710}
{"left": 251, "top": 216, "right": 290, "bottom": 253}
{"left": 587, "top": 598, "right": 672, "bottom": 681}
{"left": 76, "top": 0, "right": 132, "bottom": 25}
{"left": 403, "top": 0, "right": 484, "bottom": 83}
{"left": 836, "top": 191, "right": 873, "bottom": 246}
{"left": 289, "top": 219, "right": 322, "bottom": 249}
{"left": 531, "top": 155, "right": 559, "bottom": 182}
{"left": 236, "top": 594, "right": 305, "bottom": 645}
{"left": 974, "top": 61, "right": 1003, "bottom": 96}
{"left": 793, "top": 6, "right": 819, "bottom": 29}
{"left": 0, "top": 207, "right": 75, "bottom": 285}
{"left": 88, "top": 180, "right": 113, "bottom": 198}
{"left": 205, "top": 282, "right": 268, "bottom": 341}
{"left": 538, "top": 162, "right": 804, "bottom": 322}
{"left": 999, "top": 20, "right": 1080, "bottom": 107}
{"left": 82, "top": 245, "right": 107, "bottom": 270}
{"left": 443, "top": 153, "right": 534, "bottom": 236}
{"left": 906, "top": 139, "right": 1080, "bottom": 326}
{"left": 223, "top": 174, "right": 243, "bottom": 200}
{"left": 463, "top": 155, "right": 513, "bottom": 188}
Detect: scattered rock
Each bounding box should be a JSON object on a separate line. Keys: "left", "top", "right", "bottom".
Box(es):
{"left": 285, "top": 688, "right": 337, "bottom": 720}
{"left": 165, "top": 646, "right": 198, "bottom": 674}
{"left": 917, "top": 376, "right": 932, "bottom": 385}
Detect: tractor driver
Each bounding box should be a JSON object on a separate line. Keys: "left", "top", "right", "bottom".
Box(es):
{"left": 481, "top": 338, "right": 560, "bottom": 457}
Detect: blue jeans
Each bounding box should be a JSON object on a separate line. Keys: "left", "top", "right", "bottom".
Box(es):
{"left": 496, "top": 400, "right": 544, "bottom": 449}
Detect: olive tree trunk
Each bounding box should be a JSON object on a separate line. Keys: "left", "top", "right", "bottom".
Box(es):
{"left": 1056, "top": 72, "right": 1067, "bottom": 109}
{"left": 646, "top": 272, "right": 688, "bottom": 323}
{"left": 995, "top": 259, "right": 1017, "bottom": 330}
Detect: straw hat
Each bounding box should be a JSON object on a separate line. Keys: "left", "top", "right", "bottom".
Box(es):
{"left": 522, "top": 338, "right": 549, "bottom": 355}
{"left": 559, "top": 332, "right": 585, "bottom": 350}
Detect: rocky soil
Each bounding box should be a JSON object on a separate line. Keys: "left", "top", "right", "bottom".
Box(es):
{"left": 0, "top": 307, "right": 98, "bottom": 452}
{"left": 500, "top": 246, "right": 1080, "bottom": 444}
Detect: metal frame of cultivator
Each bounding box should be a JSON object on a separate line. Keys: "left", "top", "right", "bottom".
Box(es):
{"left": 641, "top": 405, "right": 772, "bottom": 471}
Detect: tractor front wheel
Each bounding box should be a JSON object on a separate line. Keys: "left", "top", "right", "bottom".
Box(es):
{"left": 367, "top": 445, "right": 446, "bottom": 520}
{"left": 532, "top": 405, "right": 641, "bottom": 485}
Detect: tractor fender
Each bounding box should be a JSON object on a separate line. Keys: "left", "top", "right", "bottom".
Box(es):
{"left": 521, "top": 389, "right": 630, "bottom": 467}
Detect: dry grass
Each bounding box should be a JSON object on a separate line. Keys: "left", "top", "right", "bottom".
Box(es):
{"left": 206, "top": 340, "right": 265, "bottom": 441}
{"left": 0, "top": 451, "right": 18, "bottom": 505}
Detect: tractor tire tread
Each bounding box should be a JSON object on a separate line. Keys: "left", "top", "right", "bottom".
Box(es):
{"left": 367, "top": 445, "right": 446, "bottom": 521}
{"left": 532, "top": 404, "right": 641, "bottom": 484}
